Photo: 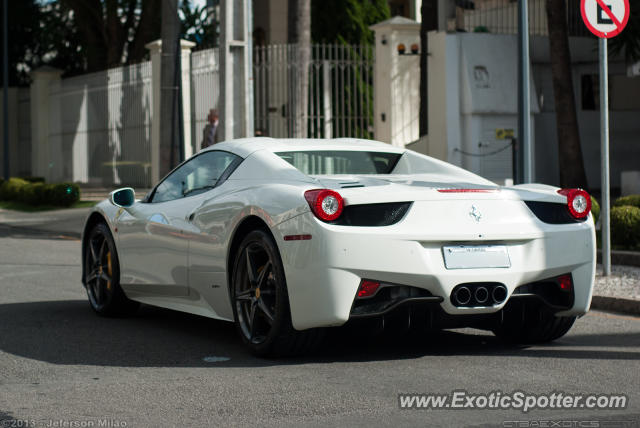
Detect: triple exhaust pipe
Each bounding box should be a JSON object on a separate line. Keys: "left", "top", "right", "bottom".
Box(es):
{"left": 451, "top": 283, "right": 508, "bottom": 307}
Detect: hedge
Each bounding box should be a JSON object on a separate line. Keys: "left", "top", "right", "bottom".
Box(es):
{"left": 21, "top": 176, "right": 46, "bottom": 184}
{"left": 610, "top": 205, "right": 640, "bottom": 250}
{"left": 613, "top": 194, "right": 640, "bottom": 209}
{"left": 0, "top": 178, "right": 80, "bottom": 207}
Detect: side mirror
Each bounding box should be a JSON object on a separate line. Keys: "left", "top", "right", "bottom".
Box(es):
{"left": 110, "top": 187, "right": 135, "bottom": 208}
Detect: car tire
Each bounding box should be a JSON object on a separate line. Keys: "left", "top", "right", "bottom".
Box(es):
{"left": 492, "top": 301, "right": 576, "bottom": 344}
{"left": 231, "top": 229, "right": 324, "bottom": 357}
{"left": 84, "top": 222, "right": 139, "bottom": 317}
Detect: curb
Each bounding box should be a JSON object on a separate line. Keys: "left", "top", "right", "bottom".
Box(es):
{"left": 0, "top": 224, "right": 81, "bottom": 240}
{"left": 79, "top": 187, "right": 151, "bottom": 202}
{"left": 591, "top": 295, "right": 640, "bottom": 316}
{"left": 597, "top": 250, "right": 640, "bottom": 268}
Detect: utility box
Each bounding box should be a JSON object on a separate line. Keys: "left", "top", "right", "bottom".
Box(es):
{"left": 426, "top": 32, "right": 539, "bottom": 184}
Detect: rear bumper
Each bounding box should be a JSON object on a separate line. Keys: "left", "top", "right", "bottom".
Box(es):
{"left": 274, "top": 210, "right": 596, "bottom": 331}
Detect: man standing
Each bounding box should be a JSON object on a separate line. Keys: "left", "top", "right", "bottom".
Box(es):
{"left": 201, "top": 109, "right": 219, "bottom": 149}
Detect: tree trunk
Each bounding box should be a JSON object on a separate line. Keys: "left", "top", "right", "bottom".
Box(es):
{"left": 545, "top": 0, "right": 588, "bottom": 188}
{"left": 160, "top": 0, "right": 181, "bottom": 175}
{"left": 419, "top": 0, "right": 439, "bottom": 137}
{"left": 128, "top": 1, "right": 161, "bottom": 64}
{"left": 61, "top": 0, "right": 159, "bottom": 71}
{"left": 105, "top": 0, "right": 122, "bottom": 67}
{"left": 288, "top": 0, "right": 310, "bottom": 138}
{"left": 61, "top": 0, "right": 108, "bottom": 72}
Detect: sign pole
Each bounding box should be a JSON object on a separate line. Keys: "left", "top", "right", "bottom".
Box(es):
{"left": 599, "top": 37, "right": 611, "bottom": 276}
{"left": 581, "top": 0, "right": 629, "bottom": 277}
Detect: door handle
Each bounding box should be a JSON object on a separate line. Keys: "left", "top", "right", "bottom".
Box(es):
{"left": 187, "top": 212, "right": 195, "bottom": 222}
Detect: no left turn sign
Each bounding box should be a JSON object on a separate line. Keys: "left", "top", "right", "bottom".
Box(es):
{"left": 581, "top": 0, "right": 630, "bottom": 38}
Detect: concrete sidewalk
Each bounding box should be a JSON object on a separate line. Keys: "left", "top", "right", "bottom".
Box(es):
{"left": 592, "top": 265, "right": 640, "bottom": 315}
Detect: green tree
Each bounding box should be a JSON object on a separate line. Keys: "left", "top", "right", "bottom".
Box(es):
{"left": 179, "top": 0, "right": 218, "bottom": 50}
{"left": 309, "top": 0, "right": 389, "bottom": 139}
{"left": 59, "top": 0, "right": 162, "bottom": 73}
{"left": 0, "top": 1, "right": 89, "bottom": 86}
{"left": 0, "top": 1, "right": 42, "bottom": 86}
{"left": 546, "top": 0, "right": 588, "bottom": 188}
{"left": 311, "top": 0, "right": 390, "bottom": 45}
{"left": 610, "top": 0, "right": 640, "bottom": 62}
{"left": 38, "top": 2, "right": 87, "bottom": 78}
{"left": 1, "top": 0, "right": 215, "bottom": 83}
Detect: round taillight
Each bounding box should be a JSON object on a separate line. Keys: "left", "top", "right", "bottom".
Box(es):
{"left": 558, "top": 188, "right": 591, "bottom": 219}
{"left": 304, "top": 189, "right": 344, "bottom": 222}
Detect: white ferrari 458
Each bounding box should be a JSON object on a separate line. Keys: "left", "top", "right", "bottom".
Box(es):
{"left": 82, "top": 138, "right": 595, "bottom": 356}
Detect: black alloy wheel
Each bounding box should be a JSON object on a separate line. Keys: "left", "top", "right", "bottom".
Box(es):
{"left": 232, "top": 229, "right": 323, "bottom": 356}
{"left": 84, "top": 223, "right": 139, "bottom": 316}
{"left": 234, "top": 240, "right": 278, "bottom": 345}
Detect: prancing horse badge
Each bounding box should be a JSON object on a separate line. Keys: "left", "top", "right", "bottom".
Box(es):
{"left": 469, "top": 205, "right": 482, "bottom": 222}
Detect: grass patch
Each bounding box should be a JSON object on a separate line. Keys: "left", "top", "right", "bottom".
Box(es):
{"left": 0, "top": 200, "right": 97, "bottom": 212}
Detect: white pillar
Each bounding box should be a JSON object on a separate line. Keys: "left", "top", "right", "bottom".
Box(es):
{"left": 322, "top": 61, "right": 333, "bottom": 139}
{"left": 219, "top": 0, "right": 254, "bottom": 141}
{"left": 146, "top": 39, "right": 195, "bottom": 184}
{"left": 427, "top": 31, "right": 459, "bottom": 163}
{"left": 29, "top": 67, "right": 62, "bottom": 181}
{"left": 370, "top": 17, "right": 421, "bottom": 147}
{"left": 180, "top": 40, "right": 196, "bottom": 159}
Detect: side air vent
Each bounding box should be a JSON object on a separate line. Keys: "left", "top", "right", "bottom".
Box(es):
{"left": 332, "top": 202, "right": 412, "bottom": 227}
{"left": 524, "top": 201, "right": 587, "bottom": 224}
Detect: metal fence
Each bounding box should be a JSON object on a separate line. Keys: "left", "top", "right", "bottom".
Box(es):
{"left": 460, "top": 0, "right": 591, "bottom": 37}
{"left": 253, "top": 44, "right": 375, "bottom": 139}
{"left": 49, "top": 61, "right": 153, "bottom": 187}
{"left": 22, "top": 42, "right": 373, "bottom": 187}
{"left": 191, "top": 48, "right": 220, "bottom": 149}
{"left": 190, "top": 44, "right": 375, "bottom": 141}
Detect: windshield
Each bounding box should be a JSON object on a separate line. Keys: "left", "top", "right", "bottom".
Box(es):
{"left": 276, "top": 151, "right": 402, "bottom": 175}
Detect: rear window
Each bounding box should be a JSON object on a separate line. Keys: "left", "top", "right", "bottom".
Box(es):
{"left": 276, "top": 151, "right": 401, "bottom": 175}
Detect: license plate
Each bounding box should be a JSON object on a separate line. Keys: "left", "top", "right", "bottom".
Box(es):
{"left": 442, "top": 245, "right": 511, "bottom": 269}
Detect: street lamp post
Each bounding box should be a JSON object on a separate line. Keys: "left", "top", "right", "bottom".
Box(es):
{"left": 2, "top": 0, "right": 9, "bottom": 180}
{"left": 517, "top": 0, "right": 532, "bottom": 184}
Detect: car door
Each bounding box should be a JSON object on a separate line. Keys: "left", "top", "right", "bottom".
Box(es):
{"left": 185, "top": 152, "right": 244, "bottom": 320}
{"left": 116, "top": 151, "right": 240, "bottom": 299}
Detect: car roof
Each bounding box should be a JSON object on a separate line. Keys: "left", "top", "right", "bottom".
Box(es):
{"left": 207, "top": 137, "right": 406, "bottom": 158}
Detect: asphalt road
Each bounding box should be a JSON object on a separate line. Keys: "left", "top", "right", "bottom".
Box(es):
{"left": 0, "top": 230, "right": 639, "bottom": 427}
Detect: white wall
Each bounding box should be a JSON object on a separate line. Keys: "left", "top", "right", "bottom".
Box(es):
{"left": 414, "top": 31, "right": 639, "bottom": 189}
{"left": 30, "top": 62, "right": 154, "bottom": 186}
